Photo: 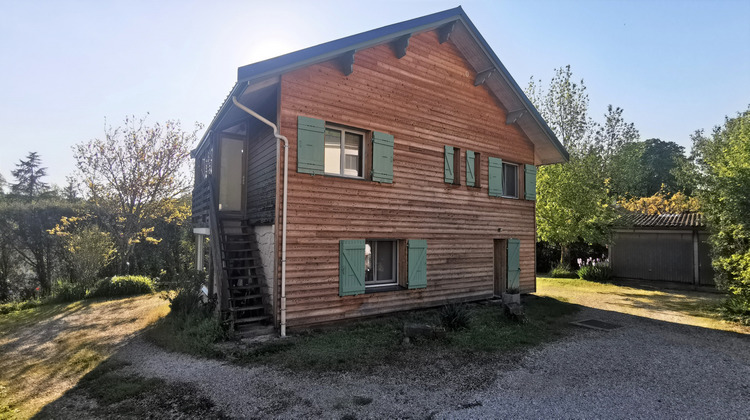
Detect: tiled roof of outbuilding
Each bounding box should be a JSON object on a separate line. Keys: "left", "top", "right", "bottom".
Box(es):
{"left": 624, "top": 212, "right": 705, "bottom": 229}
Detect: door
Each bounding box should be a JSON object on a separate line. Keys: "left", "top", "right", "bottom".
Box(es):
{"left": 218, "top": 135, "right": 246, "bottom": 214}
{"left": 494, "top": 239, "right": 507, "bottom": 296}
{"left": 507, "top": 238, "right": 521, "bottom": 291}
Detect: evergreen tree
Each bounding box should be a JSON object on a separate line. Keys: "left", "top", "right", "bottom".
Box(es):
{"left": 11, "top": 152, "right": 49, "bottom": 199}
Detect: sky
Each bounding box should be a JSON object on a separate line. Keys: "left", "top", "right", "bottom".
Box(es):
{"left": 1, "top": 0, "right": 748, "bottom": 187}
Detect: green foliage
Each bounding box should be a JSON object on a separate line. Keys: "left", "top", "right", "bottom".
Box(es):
{"left": 549, "top": 264, "right": 577, "bottom": 279}
{"left": 168, "top": 270, "right": 211, "bottom": 318}
{"left": 536, "top": 153, "right": 617, "bottom": 262}
{"left": 73, "top": 115, "right": 200, "bottom": 269}
{"left": 0, "top": 299, "right": 44, "bottom": 315}
{"left": 693, "top": 108, "right": 750, "bottom": 300}
{"left": 720, "top": 296, "right": 750, "bottom": 325}
{"left": 91, "top": 275, "right": 154, "bottom": 298}
{"left": 51, "top": 281, "right": 88, "bottom": 303}
{"left": 50, "top": 218, "right": 116, "bottom": 287}
{"left": 10, "top": 151, "right": 50, "bottom": 200}
{"left": 439, "top": 303, "right": 471, "bottom": 331}
{"left": 576, "top": 264, "right": 613, "bottom": 282}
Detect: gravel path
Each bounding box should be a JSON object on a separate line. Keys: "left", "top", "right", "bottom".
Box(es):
{"left": 111, "top": 302, "right": 750, "bottom": 419}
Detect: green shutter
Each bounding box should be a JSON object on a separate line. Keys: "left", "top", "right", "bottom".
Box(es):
{"left": 444, "top": 146, "right": 454, "bottom": 183}
{"left": 339, "top": 240, "right": 366, "bottom": 296}
{"left": 372, "top": 131, "right": 394, "bottom": 183}
{"left": 488, "top": 157, "right": 503, "bottom": 197}
{"left": 407, "top": 239, "right": 427, "bottom": 289}
{"left": 297, "top": 116, "right": 325, "bottom": 174}
{"left": 524, "top": 164, "right": 537, "bottom": 200}
{"left": 466, "top": 150, "right": 476, "bottom": 187}
{"left": 507, "top": 238, "right": 521, "bottom": 291}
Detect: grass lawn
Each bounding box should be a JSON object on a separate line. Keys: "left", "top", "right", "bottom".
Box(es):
{"left": 0, "top": 295, "right": 169, "bottom": 419}
{"left": 151, "top": 295, "right": 580, "bottom": 373}
{"left": 536, "top": 277, "right": 748, "bottom": 334}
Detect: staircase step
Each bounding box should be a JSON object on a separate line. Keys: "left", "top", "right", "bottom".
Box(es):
{"left": 228, "top": 294, "right": 263, "bottom": 301}
{"left": 234, "top": 316, "right": 269, "bottom": 325}
{"left": 225, "top": 248, "right": 257, "bottom": 253}
{"left": 229, "top": 284, "right": 262, "bottom": 291}
{"left": 226, "top": 265, "right": 262, "bottom": 271}
{"left": 229, "top": 304, "right": 265, "bottom": 312}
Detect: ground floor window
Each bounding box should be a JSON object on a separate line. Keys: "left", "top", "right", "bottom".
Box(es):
{"left": 365, "top": 240, "right": 398, "bottom": 287}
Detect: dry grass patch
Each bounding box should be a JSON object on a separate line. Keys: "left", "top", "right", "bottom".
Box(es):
{"left": 536, "top": 277, "right": 749, "bottom": 334}
{"left": 0, "top": 294, "right": 169, "bottom": 419}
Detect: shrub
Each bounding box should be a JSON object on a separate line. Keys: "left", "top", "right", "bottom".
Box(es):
{"left": 0, "top": 299, "right": 43, "bottom": 315}
{"left": 720, "top": 296, "right": 750, "bottom": 326}
{"left": 439, "top": 302, "right": 471, "bottom": 331}
{"left": 549, "top": 264, "right": 577, "bottom": 278}
{"left": 168, "top": 270, "right": 212, "bottom": 318}
{"left": 91, "top": 275, "right": 154, "bottom": 298}
{"left": 52, "top": 281, "right": 88, "bottom": 303}
{"left": 576, "top": 258, "right": 612, "bottom": 282}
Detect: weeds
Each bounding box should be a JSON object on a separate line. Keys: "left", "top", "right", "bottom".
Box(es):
{"left": 549, "top": 263, "right": 577, "bottom": 278}
{"left": 439, "top": 303, "right": 471, "bottom": 331}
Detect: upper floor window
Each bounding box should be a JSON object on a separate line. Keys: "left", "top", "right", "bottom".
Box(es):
{"left": 325, "top": 126, "right": 364, "bottom": 177}
{"left": 503, "top": 162, "right": 518, "bottom": 198}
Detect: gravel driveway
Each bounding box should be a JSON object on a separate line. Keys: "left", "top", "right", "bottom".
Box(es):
{"left": 104, "top": 296, "right": 750, "bottom": 419}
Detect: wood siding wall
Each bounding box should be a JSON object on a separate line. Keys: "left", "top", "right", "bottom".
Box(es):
{"left": 246, "top": 125, "right": 277, "bottom": 225}
{"left": 277, "top": 30, "right": 536, "bottom": 328}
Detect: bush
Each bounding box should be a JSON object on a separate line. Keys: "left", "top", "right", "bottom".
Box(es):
{"left": 549, "top": 264, "right": 577, "bottom": 278}
{"left": 91, "top": 275, "right": 154, "bottom": 298}
{"left": 168, "top": 270, "right": 212, "bottom": 318}
{"left": 576, "top": 257, "right": 612, "bottom": 282}
{"left": 720, "top": 296, "right": 750, "bottom": 326}
{"left": 439, "top": 302, "right": 471, "bottom": 331}
{"left": 577, "top": 265, "right": 613, "bottom": 282}
{"left": 0, "top": 299, "right": 43, "bottom": 315}
{"left": 52, "top": 281, "right": 88, "bottom": 303}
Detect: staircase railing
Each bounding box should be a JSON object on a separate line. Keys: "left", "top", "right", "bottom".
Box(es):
{"left": 206, "top": 175, "right": 229, "bottom": 313}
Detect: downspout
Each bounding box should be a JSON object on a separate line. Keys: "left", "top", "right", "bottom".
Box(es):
{"left": 231, "top": 96, "right": 289, "bottom": 338}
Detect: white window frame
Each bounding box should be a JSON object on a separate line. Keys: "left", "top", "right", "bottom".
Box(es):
{"left": 502, "top": 162, "right": 519, "bottom": 199}
{"left": 324, "top": 124, "right": 365, "bottom": 178}
{"left": 365, "top": 239, "right": 399, "bottom": 287}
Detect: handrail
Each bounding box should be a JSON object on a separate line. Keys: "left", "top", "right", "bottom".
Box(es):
{"left": 206, "top": 175, "right": 229, "bottom": 313}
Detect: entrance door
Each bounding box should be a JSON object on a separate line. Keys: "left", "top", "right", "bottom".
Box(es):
{"left": 494, "top": 239, "right": 507, "bottom": 296}
{"left": 507, "top": 238, "right": 521, "bottom": 291}
{"left": 218, "top": 136, "right": 246, "bottom": 214}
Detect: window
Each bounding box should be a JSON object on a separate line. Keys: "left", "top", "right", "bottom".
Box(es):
{"left": 466, "top": 150, "right": 481, "bottom": 187}
{"left": 502, "top": 162, "right": 518, "bottom": 198}
{"left": 444, "top": 145, "right": 461, "bottom": 185}
{"left": 324, "top": 126, "right": 364, "bottom": 177}
{"left": 365, "top": 240, "right": 398, "bottom": 287}
{"left": 297, "top": 116, "right": 393, "bottom": 183}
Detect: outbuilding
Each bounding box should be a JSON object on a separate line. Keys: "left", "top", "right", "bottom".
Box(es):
{"left": 610, "top": 212, "right": 714, "bottom": 286}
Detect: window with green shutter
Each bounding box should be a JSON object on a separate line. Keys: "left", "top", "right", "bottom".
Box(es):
{"left": 488, "top": 157, "right": 503, "bottom": 197}
{"left": 297, "top": 116, "right": 325, "bottom": 175}
{"left": 339, "top": 240, "right": 366, "bottom": 296}
{"left": 507, "top": 238, "right": 521, "bottom": 291}
{"left": 444, "top": 146, "right": 461, "bottom": 185}
{"left": 371, "top": 131, "right": 394, "bottom": 183}
{"left": 524, "top": 164, "right": 537, "bottom": 200}
{"left": 407, "top": 239, "right": 427, "bottom": 289}
{"left": 466, "top": 150, "right": 481, "bottom": 187}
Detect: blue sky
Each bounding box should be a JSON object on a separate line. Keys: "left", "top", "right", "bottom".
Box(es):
{"left": 1, "top": 0, "right": 748, "bottom": 186}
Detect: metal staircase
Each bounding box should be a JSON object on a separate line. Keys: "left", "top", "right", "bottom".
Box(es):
{"left": 219, "top": 219, "right": 272, "bottom": 336}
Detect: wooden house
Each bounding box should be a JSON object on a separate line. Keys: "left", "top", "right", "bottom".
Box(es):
{"left": 191, "top": 7, "right": 568, "bottom": 335}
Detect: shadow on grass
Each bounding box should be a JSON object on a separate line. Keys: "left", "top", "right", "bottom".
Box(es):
{"left": 610, "top": 291, "right": 722, "bottom": 319}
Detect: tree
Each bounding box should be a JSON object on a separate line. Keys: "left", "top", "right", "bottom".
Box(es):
{"left": 536, "top": 153, "right": 616, "bottom": 263}
{"left": 640, "top": 139, "right": 689, "bottom": 195}
{"left": 692, "top": 107, "right": 750, "bottom": 301}
{"left": 619, "top": 189, "right": 700, "bottom": 215}
{"left": 11, "top": 152, "right": 50, "bottom": 199}
{"left": 49, "top": 216, "right": 116, "bottom": 286}
{"left": 0, "top": 173, "right": 6, "bottom": 198}
{"left": 73, "top": 115, "right": 200, "bottom": 270}
{"left": 527, "top": 65, "right": 594, "bottom": 155}
{"left": 527, "top": 66, "right": 622, "bottom": 265}
{"left": 595, "top": 105, "right": 639, "bottom": 163}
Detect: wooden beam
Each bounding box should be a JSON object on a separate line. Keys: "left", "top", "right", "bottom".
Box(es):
{"left": 474, "top": 68, "right": 495, "bottom": 86}
{"left": 340, "top": 50, "right": 356, "bottom": 76}
{"left": 506, "top": 109, "right": 526, "bottom": 125}
{"left": 437, "top": 21, "right": 455, "bottom": 44}
{"left": 392, "top": 34, "right": 411, "bottom": 59}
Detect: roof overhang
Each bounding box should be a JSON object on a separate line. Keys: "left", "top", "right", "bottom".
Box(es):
{"left": 194, "top": 7, "right": 568, "bottom": 164}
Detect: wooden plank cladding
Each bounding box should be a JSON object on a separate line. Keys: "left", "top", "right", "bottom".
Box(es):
{"left": 276, "top": 30, "right": 537, "bottom": 328}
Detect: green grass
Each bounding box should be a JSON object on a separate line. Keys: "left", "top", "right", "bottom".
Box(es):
{"left": 216, "top": 296, "right": 579, "bottom": 372}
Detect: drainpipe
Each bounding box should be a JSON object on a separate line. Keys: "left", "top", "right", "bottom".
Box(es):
{"left": 231, "top": 96, "right": 289, "bottom": 338}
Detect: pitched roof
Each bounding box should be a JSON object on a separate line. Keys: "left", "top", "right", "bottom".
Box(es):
{"left": 198, "top": 7, "right": 568, "bottom": 164}
{"left": 623, "top": 212, "right": 705, "bottom": 229}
